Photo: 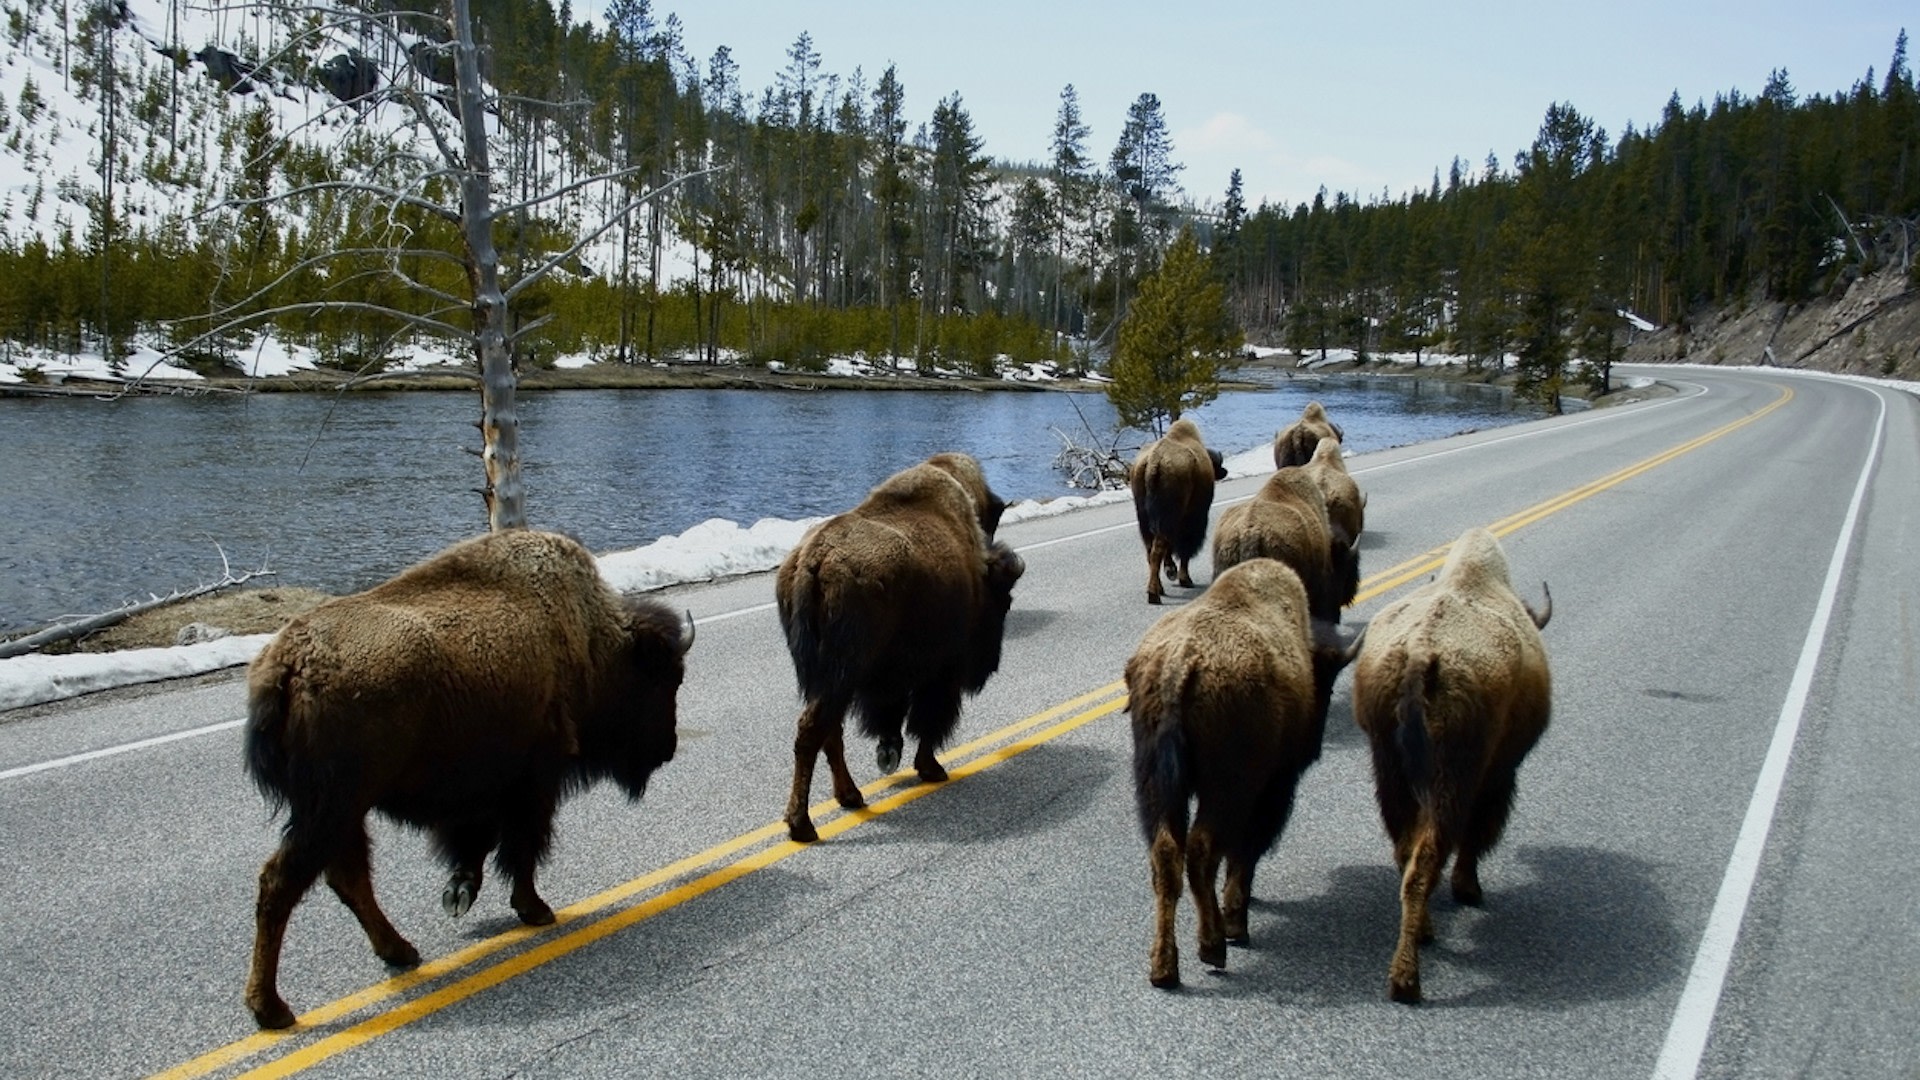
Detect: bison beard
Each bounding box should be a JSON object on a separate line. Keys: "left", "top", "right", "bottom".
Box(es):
{"left": 775, "top": 453, "right": 1023, "bottom": 843}
{"left": 240, "top": 530, "right": 691, "bottom": 1030}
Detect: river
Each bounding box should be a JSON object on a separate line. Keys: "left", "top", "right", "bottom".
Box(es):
{"left": 0, "top": 372, "right": 1548, "bottom": 634}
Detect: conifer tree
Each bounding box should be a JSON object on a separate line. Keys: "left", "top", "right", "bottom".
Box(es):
{"left": 1106, "top": 228, "right": 1241, "bottom": 433}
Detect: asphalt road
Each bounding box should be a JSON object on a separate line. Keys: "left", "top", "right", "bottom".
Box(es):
{"left": 2, "top": 365, "right": 1915, "bottom": 1079}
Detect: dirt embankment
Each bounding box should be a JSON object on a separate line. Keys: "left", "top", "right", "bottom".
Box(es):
{"left": 1622, "top": 265, "right": 1920, "bottom": 379}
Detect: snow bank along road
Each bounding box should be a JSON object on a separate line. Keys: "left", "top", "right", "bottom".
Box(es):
{"left": 2, "top": 365, "right": 1914, "bottom": 1079}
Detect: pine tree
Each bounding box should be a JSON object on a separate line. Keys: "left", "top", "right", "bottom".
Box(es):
{"left": 1106, "top": 228, "right": 1242, "bottom": 433}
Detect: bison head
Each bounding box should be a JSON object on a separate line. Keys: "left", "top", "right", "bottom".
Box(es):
{"left": 963, "top": 542, "right": 1026, "bottom": 691}
{"left": 1207, "top": 448, "right": 1227, "bottom": 481}
{"left": 580, "top": 597, "right": 694, "bottom": 799}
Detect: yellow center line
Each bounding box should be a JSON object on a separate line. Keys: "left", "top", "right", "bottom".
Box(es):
{"left": 233, "top": 696, "right": 1135, "bottom": 1080}
{"left": 152, "top": 382, "right": 1791, "bottom": 1080}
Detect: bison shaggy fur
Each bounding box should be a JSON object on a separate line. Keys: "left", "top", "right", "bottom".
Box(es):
{"left": 1127, "top": 558, "right": 1362, "bottom": 988}
{"left": 1130, "top": 418, "right": 1228, "bottom": 605}
{"left": 775, "top": 452, "right": 1024, "bottom": 843}
{"left": 1351, "top": 527, "right": 1552, "bottom": 1003}
{"left": 1302, "top": 436, "right": 1366, "bottom": 542}
{"left": 241, "top": 529, "right": 692, "bottom": 1029}
{"left": 1272, "top": 400, "right": 1344, "bottom": 469}
{"left": 1211, "top": 466, "right": 1358, "bottom": 623}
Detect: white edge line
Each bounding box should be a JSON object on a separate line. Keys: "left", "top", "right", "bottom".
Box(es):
{"left": 0, "top": 375, "right": 1713, "bottom": 781}
{"left": 1650, "top": 384, "right": 1889, "bottom": 1079}
{"left": 0, "top": 718, "right": 244, "bottom": 781}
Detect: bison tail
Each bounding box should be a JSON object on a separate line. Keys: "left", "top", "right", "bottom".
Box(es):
{"left": 243, "top": 669, "right": 294, "bottom": 817}
{"left": 1395, "top": 653, "right": 1439, "bottom": 803}
{"left": 1132, "top": 714, "right": 1191, "bottom": 844}
{"left": 779, "top": 563, "right": 854, "bottom": 702}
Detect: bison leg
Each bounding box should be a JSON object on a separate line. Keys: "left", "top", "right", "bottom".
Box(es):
{"left": 497, "top": 798, "right": 560, "bottom": 927}
{"left": 1185, "top": 824, "right": 1227, "bottom": 971}
{"left": 1148, "top": 823, "right": 1183, "bottom": 989}
{"left": 325, "top": 826, "right": 419, "bottom": 969}
{"left": 1146, "top": 536, "right": 1169, "bottom": 604}
{"left": 1452, "top": 766, "right": 1519, "bottom": 907}
{"left": 906, "top": 685, "right": 961, "bottom": 784}
{"left": 862, "top": 696, "right": 910, "bottom": 776}
{"left": 431, "top": 820, "right": 497, "bottom": 918}
{"left": 785, "top": 696, "right": 850, "bottom": 843}
{"left": 1173, "top": 552, "right": 1194, "bottom": 589}
{"left": 1389, "top": 823, "right": 1447, "bottom": 1004}
{"left": 823, "top": 724, "right": 866, "bottom": 809}
{"left": 245, "top": 838, "right": 331, "bottom": 1030}
{"left": 1226, "top": 772, "right": 1303, "bottom": 944}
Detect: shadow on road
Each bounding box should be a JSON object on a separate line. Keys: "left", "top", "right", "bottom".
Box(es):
{"left": 1179, "top": 844, "right": 1682, "bottom": 1010}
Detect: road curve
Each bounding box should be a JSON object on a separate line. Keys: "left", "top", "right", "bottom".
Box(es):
{"left": 1, "top": 364, "right": 1914, "bottom": 1079}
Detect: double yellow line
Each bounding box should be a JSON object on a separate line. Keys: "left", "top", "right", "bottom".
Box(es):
{"left": 155, "top": 382, "right": 1791, "bottom": 1080}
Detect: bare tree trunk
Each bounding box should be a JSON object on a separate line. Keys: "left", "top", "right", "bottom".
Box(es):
{"left": 450, "top": 0, "right": 524, "bottom": 531}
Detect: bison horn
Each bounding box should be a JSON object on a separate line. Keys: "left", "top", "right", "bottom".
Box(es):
{"left": 678, "top": 610, "right": 696, "bottom": 655}
{"left": 1526, "top": 582, "right": 1552, "bottom": 630}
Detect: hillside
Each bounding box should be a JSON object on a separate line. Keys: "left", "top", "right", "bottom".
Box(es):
{"left": 1624, "top": 265, "right": 1920, "bottom": 379}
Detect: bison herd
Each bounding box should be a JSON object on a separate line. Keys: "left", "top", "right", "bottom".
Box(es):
{"left": 238, "top": 402, "right": 1554, "bottom": 1028}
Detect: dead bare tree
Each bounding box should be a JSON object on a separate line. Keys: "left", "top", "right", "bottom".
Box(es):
{"left": 152, "top": 0, "right": 712, "bottom": 531}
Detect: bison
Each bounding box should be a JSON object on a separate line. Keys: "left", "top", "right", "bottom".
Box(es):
{"left": 1302, "top": 436, "right": 1366, "bottom": 543}
{"left": 1211, "top": 466, "right": 1357, "bottom": 623}
{"left": 1272, "top": 400, "right": 1344, "bottom": 469}
{"left": 1129, "top": 418, "right": 1228, "bottom": 605}
{"left": 241, "top": 530, "right": 693, "bottom": 1029}
{"left": 775, "top": 452, "right": 1024, "bottom": 843}
{"left": 1127, "top": 558, "right": 1363, "bottom": 988}
{"left": 1351, "top": 526, "right": 1552, "bottom": 1003}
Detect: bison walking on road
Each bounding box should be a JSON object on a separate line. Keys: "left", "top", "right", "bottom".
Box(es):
{"left": 775, "top": 453, "right": 1024, "bottom": 843}
{"left": 1351, "top": 527, "right": 1552, "bottom": 1003}
{"left": 1130, "top": 418, "right": 1228, "bottom": 604}
{"left": 1211, "top": 466, "right": 1356, "bottom": 623}
{"left": 1272, "top": 401, "right": 1345, "bottom": 469}
{"left": 1127, "top": 558, "right": 1363, "bottom": 988}
{"left": 241, "top": 530, "right": 692, "bottom": 1029}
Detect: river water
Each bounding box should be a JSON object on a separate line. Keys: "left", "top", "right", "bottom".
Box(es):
{"left": 0, "top": 372, "right": 1547, "bottom": 634}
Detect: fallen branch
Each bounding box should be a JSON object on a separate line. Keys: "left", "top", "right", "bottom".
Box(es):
{"left": 0, "top": 560, "right": 274, "bottom": 659}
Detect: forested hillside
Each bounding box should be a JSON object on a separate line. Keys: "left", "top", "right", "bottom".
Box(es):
{"left": 0, "top": 0, "right": 1913, "bottom": 391}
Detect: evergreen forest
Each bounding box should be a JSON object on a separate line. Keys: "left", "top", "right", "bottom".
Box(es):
{"left": 0, "top": 0, "right": 1914, "bottom": 403}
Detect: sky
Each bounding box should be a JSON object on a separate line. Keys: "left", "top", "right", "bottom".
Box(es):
{"left": 640, "top": 0, "right": 1912, "bottom": 210}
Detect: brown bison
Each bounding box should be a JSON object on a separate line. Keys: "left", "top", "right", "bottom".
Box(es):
{"left": 775, "top": 452, "right": 1024, "bottom": 843}
{"left": 1211, "top": 466, "right": 1357, "bottom": 623}
{"left": 1127, "top": 558, "right": 1363, "bottom": 988}
{"left": 1129, "top": 418, "right": 1228, "bottom": 604}
{"left": 1351, "top": 527, "right": 1552, "bottom": 1003}
{"left": 241, "top": 530, "right": 693, "bottom": 1029}
{"left": 1272, "top": 401, "right": 1344, "bottom": 469}
{"left": 1302, "top": 436, "right": 1366, "bottom": 542}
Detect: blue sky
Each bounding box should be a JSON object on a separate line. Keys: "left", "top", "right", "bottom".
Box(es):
{"left": 630, "top": 0, "right": 1909, "bottom": 212}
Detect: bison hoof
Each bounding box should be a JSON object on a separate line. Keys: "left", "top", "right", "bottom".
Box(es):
{"left": 1389, "top": 977, "right": 1422, "bottom": 1005}
{"left": 916, "top": 758, "right": 948, "bottom": 784}
{"left": 247, "top": 993, "right": 298, "bottom": 1031}
{"left": 378, "top": 939, "right": 421, "bottom": 969}
{"left": 876, "top": 739, "right": 903, "bottom": 774}
{"left": 1199, "top": 939, "right": 1227, "bottom": 970}
{"left": 514, "top": 898, "right": 556, "bottom": 927}
{"left": 836, "top": 788, "right": 867, "bottom": 810}
{"left": 1147, "top": 592, "right": 1162, "bottom": 605}
{"left": 441, "top": 874, "right": 479, "bottom": 918}
{"left": 787, "top": 817, "right": 820, "bottom": 844}
{"left": 1451, "top": 877, "right": 1484, "bottom": 907}
{"left": 1150, "top": 969, "right": 1181, "bottom": 990}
